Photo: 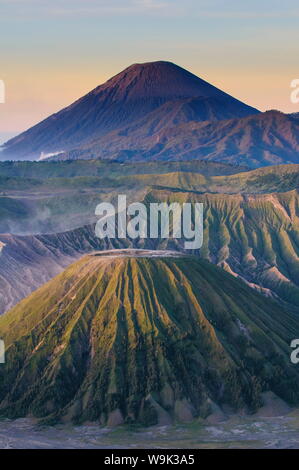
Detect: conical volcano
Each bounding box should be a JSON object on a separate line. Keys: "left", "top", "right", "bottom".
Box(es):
{"left": 0, "top": 250, "right": 298, "bottom": 426}
{"left": 1, "top": 61, "right": 258, "bottom": 161}
{"left": 92, "top": 61, "right": 248, "bottom": 102}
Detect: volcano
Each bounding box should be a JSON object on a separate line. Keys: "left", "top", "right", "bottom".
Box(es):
{"left": 0, "top": 250, "right": 298, "bottom": 425}
{"left": 1, "top": 61, "right": 259, "bottom": 162}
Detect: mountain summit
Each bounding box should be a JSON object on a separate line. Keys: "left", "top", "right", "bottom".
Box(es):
{"left": 5, "top": 61, "right": 299, "bottom": 167}
{"left": 1, "top": 61, "right": 259, "bottom": 161}
{"left": 92, "top": 61, "right": 251, "bottom": 102}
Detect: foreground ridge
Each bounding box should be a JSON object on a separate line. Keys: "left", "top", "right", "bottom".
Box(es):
{"left": 0, "top": 252, "right": 298, "bottom": 426}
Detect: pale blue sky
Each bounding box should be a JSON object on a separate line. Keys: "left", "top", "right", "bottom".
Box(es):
{"left": 0, "top": 0, "right": 299, "bottom": 142}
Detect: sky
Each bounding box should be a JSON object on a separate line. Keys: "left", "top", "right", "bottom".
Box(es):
{"left": 0, "top": 0, "right": 299, "bottom": 143}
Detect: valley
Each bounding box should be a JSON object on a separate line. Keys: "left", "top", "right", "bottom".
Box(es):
{"left": 0, "top": 162, "right": 298, "bottom": 316}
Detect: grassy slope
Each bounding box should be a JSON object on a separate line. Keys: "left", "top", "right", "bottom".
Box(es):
{"left": 0, "top": 163, "right": 298, "bottom": 234}
{"left": 0, "top": 254, "right": 299, "bottom": 425}
{"left": 130, "top": 164, "right": 299, "bottom": 194}
{"left": 70, "top": 163, "right": 297, "bottom": 194}
{"left": 0, "top": 159, "right": 247, "bottom": 179}
{"left": 145, "top": 188, "right": 299, "bottom": 310}
{"left": 0, "top": 183, "right": 298, "bottom": 313}
{"left": 0, "top": 164, "right": 298, "bottom": 193}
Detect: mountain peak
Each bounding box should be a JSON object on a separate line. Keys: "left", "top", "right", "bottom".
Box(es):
{"left": 1, "top": 60, "right": 259, "bottom": 161}
{"left": 122, "top": 60, "right": 177, "bottom": 70}
{"left": 118, "top": 60, "right": 192, "bottom": 77}
{"left": 95, "top": 60, "right": 238, "bottom": 102}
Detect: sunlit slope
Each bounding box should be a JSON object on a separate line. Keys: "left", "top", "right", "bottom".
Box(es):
{"left": 0, "top": 252, "right": 299, "bottom": 425}
{"left": 130, "top": 164, "right": 299, "bottom": 194}
{"left": 0, "top": 164, "right": 298, "bottom": 194}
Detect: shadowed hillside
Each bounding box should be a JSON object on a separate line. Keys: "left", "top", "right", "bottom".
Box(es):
{"left": 63, "top": 110, "right": 299, "bottom": 167}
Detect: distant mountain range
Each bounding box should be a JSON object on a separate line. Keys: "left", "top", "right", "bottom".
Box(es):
{"left": 64, "top": 109, "right": 299, "bottom": 167}
{"left": 0, "top": 61, "right": 269, "bottom": 166}
{"left": 1, "top": 251, "right": 298, "bottom": 425}
{"left": 2, "top": 61, "right": 299, "bottom": 168}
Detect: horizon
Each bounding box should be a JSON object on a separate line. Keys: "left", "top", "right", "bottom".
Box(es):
{"left": 1, "top": 0, "right": 299, "bottom": 143}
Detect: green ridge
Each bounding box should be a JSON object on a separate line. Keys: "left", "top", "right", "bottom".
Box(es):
{"left": 0, "top": 252, "right": 298, "bottom": 426}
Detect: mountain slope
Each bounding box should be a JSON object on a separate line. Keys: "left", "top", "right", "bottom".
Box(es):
{"left": 1, "top": 182, "right": 299, "bottom": 316}
{"left": 0, "top": 251, "right": 298, "bottom": 425}
{"left": 0, "top": 159, "right": 249, "bottom": 179}
{"left": 128, "top": 164, "right": 299, "bottom": 194}
{"left": 69, "top": 110, "right": 299, "bottom": 167}
{"left": 1, "top": 61, "right": 258, "bottom": 161}
{"left": 146, "top": 188, "right": 299, "bottom": 310}
{"left": 0, "top": 227, "right": 128, "bottom": 314}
